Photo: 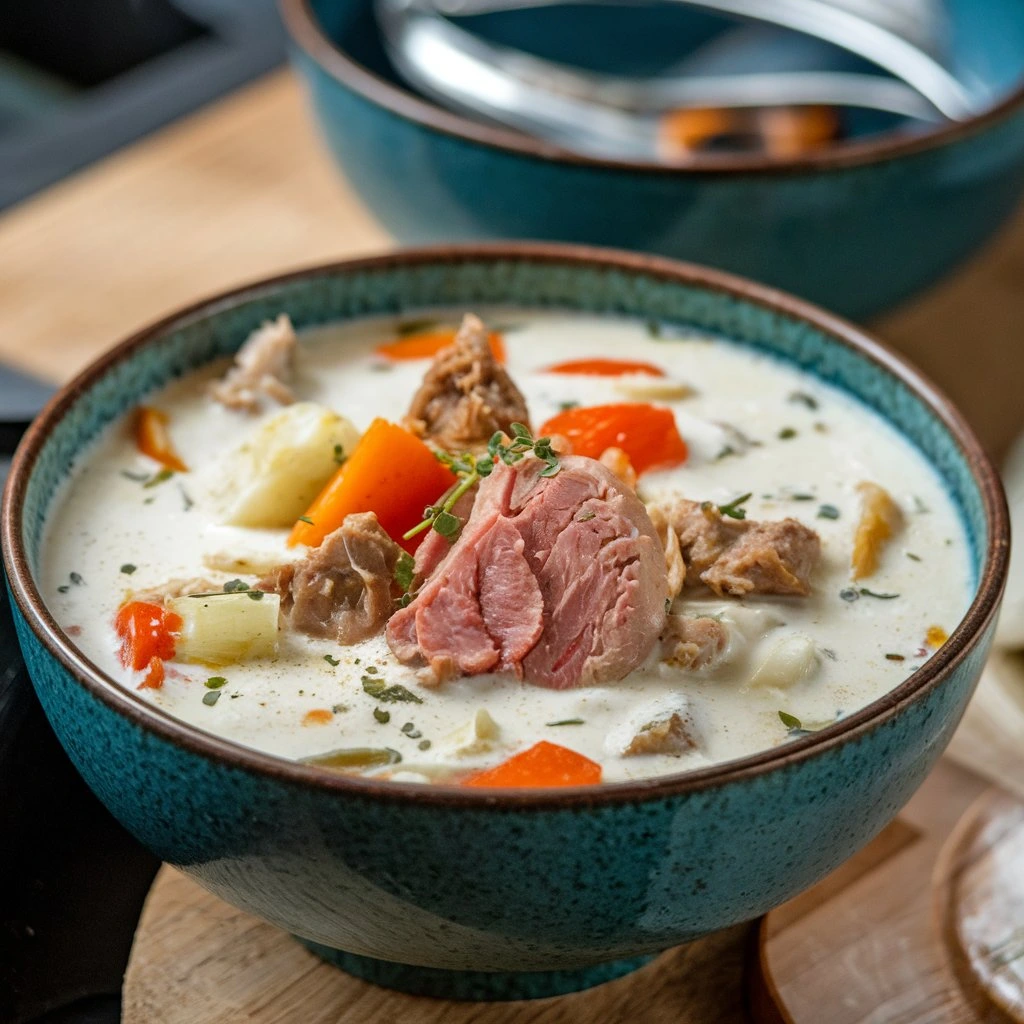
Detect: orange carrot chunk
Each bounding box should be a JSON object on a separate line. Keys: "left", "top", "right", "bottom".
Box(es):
{"left": 376, "top": 329, "right": 505, "bottom": 363}
{"left": 138, "top": 655, "right": 165, "bottom": 690}
{"left": 463, "top": 741, "right": 602, "bottom": 788}
{"left": 115, "top": 601, "right": 181, "bottom": 674}
{"left": 543, "top": 358, "right": 665, "bottom": 377}
{"left": 538, "top": 403, "right": 687, "bottom": 476}
{"left": 134, "top": 406, "right": 188, "bottom": 473}
{"left": 288, "top": 418, "right": 457, "bottom": 552}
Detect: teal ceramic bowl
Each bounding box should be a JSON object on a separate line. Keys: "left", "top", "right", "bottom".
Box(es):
{"left": 2, "top": 246, "right": 1008, "bottom": 1000}
{"left": 281, "top": 0, "right": 1024, "bottom": 320}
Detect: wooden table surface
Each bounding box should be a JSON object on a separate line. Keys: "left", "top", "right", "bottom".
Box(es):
{"left": 1, "top": 69, "right": 1023, "bottom": 463}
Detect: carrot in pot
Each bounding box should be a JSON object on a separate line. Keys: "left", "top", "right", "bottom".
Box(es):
{"left": 538, "top": 403, "right": 687, "bottom": 476}
{"left": 462, "top": 740, "right": 602, "bottom": 788}
{"left": 134, "top": 406, "right": 188, "bottom": 472}
{"left": 288, "top": 418, "right": 457, "bottom": 552}
{"left": 115, "top": 601, "right": 182, "bottom": 691}
{"left": 376, "top": 329, "right": 505, "bottom": 363}
{"left": 543, "top": 358, "right": 665, "bottom": 377}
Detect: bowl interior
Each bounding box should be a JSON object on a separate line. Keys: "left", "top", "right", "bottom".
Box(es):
{"left": 308, "top": 0, "right": 1024, "bottom": 142}
{"left": 18, "top": 251, "right": 988, "bottom": 631}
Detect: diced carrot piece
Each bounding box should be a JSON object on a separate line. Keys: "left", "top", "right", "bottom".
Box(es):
{"left": 543, "top": 358, "right": 665, "bottom": 377}
{"left": 303, "top": 709, "right": 334, "bottom": 725}
{"left": 376, "top": 329, "right": 505, "bottom": 363}
{"left": 463, "top": 741, "right": 602, "bottom": 788}
{"left": 137, "top": 656, "right": 165, "bottom": 690}
{"left": 134, "top": 407, "right": 188, "bottom": 473}
{"left": 115, "top": 601, "right": 181, "bottom": 672}
{"left": 288, "top": 419, "right": 457, "bottom": 552}
{"left": 538, "top": 403, "right": 687, "bottom": 476}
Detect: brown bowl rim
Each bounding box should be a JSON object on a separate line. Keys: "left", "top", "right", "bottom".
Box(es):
{"left": 2, "top": 242, "right": 1009, "bottom": 809}
{"left": 280, "top": 0, "right": 1024, "bottom": 176}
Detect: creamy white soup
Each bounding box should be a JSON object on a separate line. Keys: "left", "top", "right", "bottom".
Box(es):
{"left": 41, "top": 311, "right": 972, "bottom": 785}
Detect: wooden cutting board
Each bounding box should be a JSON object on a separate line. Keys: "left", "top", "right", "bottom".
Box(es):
{"left": 122, "top": 757, "right": 1024, "bottom": 1024}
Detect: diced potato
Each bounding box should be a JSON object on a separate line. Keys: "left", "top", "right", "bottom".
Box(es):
{"left": 613, "top": 375, "right": 695, "bottom": 401}
{"left": 440, "top": 709, "right": 501, "bottom": 758}
{"left": 168, "top": 591, "right": 280, "bottom": 666}
{"left": 746, "top": 633, "right": 820, "bottom": 690}
{"left": 851, "top": 481, "right": 903, "bottom": 580}
{"left": 220, "top": 403, "right": 360, "bottom": 528}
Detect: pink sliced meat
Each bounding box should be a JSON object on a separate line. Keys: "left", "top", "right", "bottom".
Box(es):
{"left": 385, "top": 455, "right": 668, "bottom": 689}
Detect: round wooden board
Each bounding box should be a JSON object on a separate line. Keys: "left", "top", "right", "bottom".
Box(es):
{"left": 123, "top": 869, "right": 758, "bottom": 1024}
{"left": 936, "top": 790, "right": 1024, "bottom": 1023}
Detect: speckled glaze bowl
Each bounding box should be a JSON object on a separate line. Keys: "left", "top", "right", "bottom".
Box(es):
{"left": 3, "top": 246, "right": 1008, "bottom": 1000}
{"left": 281, "top": 0, "right": 1024, "bottom": 320}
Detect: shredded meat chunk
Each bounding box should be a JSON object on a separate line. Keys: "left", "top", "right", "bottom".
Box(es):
{"left": 260, "top": 513, "right": 401, "bottom": 644}
{"left": 660, "top": 614, "right": 728, "bottom": 669}
{"left": 404, "top": 313, "right": 530, "bottom": 451}
{"left": 656, "top": 499, "right": 820, "bottom": 597}
{"left": 624, "top": 710, "right": 699, "bottom": 756}
{"left": 211, "top": 314, "right": 297, "bottom": 412}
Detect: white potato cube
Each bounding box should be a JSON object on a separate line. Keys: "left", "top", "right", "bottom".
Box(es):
{"left": 169, "top": 591, "right": 280, "bottom": 666}
{"left": 440, "top": 709, "right": 501, "bottom": 758}
{"left": 746, "top": 633, "right": 820, "bottom": 690}
{"left": 220, "top": 402, "right": 360, "bottom": 528}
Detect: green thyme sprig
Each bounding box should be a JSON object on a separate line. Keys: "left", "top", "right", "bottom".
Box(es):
{"left": 404, "top": 424, "right": 559, "bottom": 542}
{"left": 702, "top": 492, "right": 752, "bottom": 521}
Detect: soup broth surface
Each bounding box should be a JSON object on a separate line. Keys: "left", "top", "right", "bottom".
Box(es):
{"left": 41, "top": 311, "right": 972, "bottom": 783}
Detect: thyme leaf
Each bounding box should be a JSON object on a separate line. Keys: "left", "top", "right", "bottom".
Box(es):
{"left": 362, "top": 676, "right": 423, "bottom": 704}
{"left": 778, "top": 710, "right": 802, "bottom": 731}
{"left": 713, "top": 492, "right": 753, "bottom": 520}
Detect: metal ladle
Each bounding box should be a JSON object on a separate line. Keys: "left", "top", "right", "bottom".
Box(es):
{"left": 376, "top": 0, "right": 981, "bottom": 161}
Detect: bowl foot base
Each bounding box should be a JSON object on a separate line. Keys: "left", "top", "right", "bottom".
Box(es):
{"left": 296, "top": 940, "right": 656, "bottom": 1000}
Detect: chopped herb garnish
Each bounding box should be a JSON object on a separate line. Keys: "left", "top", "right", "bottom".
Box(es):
{"left": 576, "top": 510, "right": 596, "bottom": 522}
{"left": 246, "top": 589, "right": 264, "bottom": 601}
{"left": 788, "top": 391, "right": 819, "bottom": 411}
{"left": 362, "top": 676, "right": 422, "bottom": 704}
{"left": 223, "top": 579, "right": 249, "bottom": 593}
{"left": 859, "top": 588, "right": 899, "bottom": 600}
{"left": 546, "top": 718, "right": 585, "bottom": 727}
{"left": 913, "top": 496, "right": 930, "bottom": 514}
{"left": 906, "top": 552, "right": 922, "bottom": 562}
{"left": 120, "top": 469, "right": 150, "bottom": 482}
{"left": 373, "top": 707, "right": 391, "bottom": 724}
{"left": 205, "top": 676, "right": 227, "bottom": 689}
{"left": 558, "top": 400, "right": 579, "bottom": 412}
{"left": 297, "top": 515, "right": 314, "bottom": 525}
{"left": 301, "top": 747, "right": 401, "bottom": 769}
{"left": 120, "top": 563, "right": 137, "bottom": 575}
{"left": 397, "top": 593, "right": 413, "bottom": 608}
{"left": 179, "top": 485, "right": 194, "bottom": 511}
{"left": 885, "top": 653, "right": 905, "bottom": 662}
{"left": 839, "top": 587, "right": 860, "bottom": 602}
{"left": 400, "top": 722, "right": 423, "bottom": 739}
{"left": 57, "top": 585, "right": 69, "bottom": 594}
{"left": 69, "top": 572, "right": 84, "bottom": 586}
{"left": 646, "top": 319, "right": 662, "bottom": 338}
{"left": 143, "top": 468, "right": 174, "bottom": 489}
{"left": 364, "top": 665, "right": 378, "bottom": 675}
{"left": 331, "top": 703, "right": 348, "bottom": 714}
{"left": 789, "top": 493, "right": 816, "bottom": 502}
{"left": 324, "top": 654, "right": 340, "bottom": 667}
{"left": 817, "top": 504, "right": 840, "bottom": 520}
{"left": 822, "top": 647, "right": 837, "bottom": 661}
{"left": 401, "top": 722, "right": 415, "bottom": 734}
{"left": 778, "top": 427, "right": 797, "bottom": 440}
{"left": 778, "top": 710, "right": 802, "bottom": 731}
{"left": 715, "top": 445, "right": 738, "bottom": 461}
{"left": 714, "top": 492, "right": 752, "bottom": 520}
{"left": 333, "top": 444, "right": 346, "bottom": 466}
{"left": 405, "top": 424, "right": 560, "bottom": 542}
{"left": 418, "top": 739, "right": 432, "bottom": 751}
{"left": 391, "top": 557, "right": 415, "bottom": 598}
{"left": 202, "top": 690, "right": 221, "bottom": 707}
